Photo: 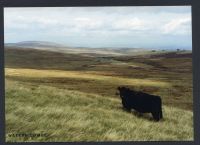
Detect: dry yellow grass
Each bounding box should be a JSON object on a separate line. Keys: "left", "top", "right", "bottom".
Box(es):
{"left": 5, "top": 68, "right": 170, "bottom": 87}
{"left": 5, "top": 48, "right": 193, "bottom": 141}
{"left": 5, "top": 79, "right": 193, "bottom": 142}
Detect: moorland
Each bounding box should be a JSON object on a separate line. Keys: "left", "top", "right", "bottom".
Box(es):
{"left": 5, "top": 42, "right": 193, "bottom": 141}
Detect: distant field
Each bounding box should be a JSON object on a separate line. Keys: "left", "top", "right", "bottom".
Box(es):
{"left": 5, "top": 47, "right": 193, "bottom": 141}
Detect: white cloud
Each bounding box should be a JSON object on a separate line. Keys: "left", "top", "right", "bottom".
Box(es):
{"left": 4, "top": 7, "right": 191, "bottom": 34}
{"left": 162, "top": 17, "right": 191, "bottom": 34}
{"left": 111, "top": 18, "right": 146, "bottom": 30}
{"left": 73, "top": 17, "right": 104, "bottom": 30}
{"left": 4, "top": 6, "right": 192, "bottom": 49}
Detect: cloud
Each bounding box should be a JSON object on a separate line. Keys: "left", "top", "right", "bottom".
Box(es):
{"left": 111, "top": 17, "right": 146, "bottom": 31}
{"left": 73, "top": 17, "right": 104, "bottom": 30}
{"left": 4, "top": 6, "right": 192, "bottom": 49}
{"left": 162, "top": 17, "right": 191, "bottom": 35}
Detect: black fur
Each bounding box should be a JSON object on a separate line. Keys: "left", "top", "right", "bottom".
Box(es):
{"left": 117, "top": 87, "right": 163, "bottom": 121}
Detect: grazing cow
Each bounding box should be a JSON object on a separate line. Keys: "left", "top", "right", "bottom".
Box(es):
{"left": 117, "top": 87, "right": 163, "bottom": 121}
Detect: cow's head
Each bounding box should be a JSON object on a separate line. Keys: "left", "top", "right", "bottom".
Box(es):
{"left": 117, "top": 87, "right": 127, "bottom": 99}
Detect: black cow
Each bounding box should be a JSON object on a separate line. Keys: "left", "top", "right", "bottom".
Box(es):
{"left": 117, "top": 87, "right": 163, "bottom": 121}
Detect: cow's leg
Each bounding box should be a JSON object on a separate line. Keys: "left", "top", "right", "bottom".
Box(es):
{"left": 159, "top": 100, "right": 163, "bottom": 119}
{"left": 138, "top": 112, "right": 143, "bottom": 117}
{"left": 122, "top": 100, "right": 131, "bottom": 112}
{"left": 160, "top": 109, "right": 163, "bottom": 119}
{"left": 122, "top": 104, "right": 131, "bottom": 112}
{"left": 152, "top": 111, "right": 160, "bottom": 121}
{"left": 123, "top": 106, "right": 131, "bottom": 112}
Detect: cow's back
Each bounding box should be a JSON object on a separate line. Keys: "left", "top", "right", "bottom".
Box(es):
{"left": 127, "top": 92, "right": 161, "bottom": 113}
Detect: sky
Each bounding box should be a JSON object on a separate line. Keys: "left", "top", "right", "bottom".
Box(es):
{"left": 4, "top": 6, "right": 192, "bottom": 50}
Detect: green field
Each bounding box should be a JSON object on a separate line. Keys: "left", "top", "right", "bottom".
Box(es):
{"left": 5, "top": 47, "right": 193, "bottom": 141}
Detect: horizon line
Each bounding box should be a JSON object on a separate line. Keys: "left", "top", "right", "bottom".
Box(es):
{"left": 4, "top": 40, "right": 192, "bottom": 50}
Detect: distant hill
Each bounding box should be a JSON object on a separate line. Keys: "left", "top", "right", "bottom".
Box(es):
{"left": 5, "top": 41, "right": 66, "bottom": 48}
{"left": 5, "top": 41, "right": 152, "bottom": 56}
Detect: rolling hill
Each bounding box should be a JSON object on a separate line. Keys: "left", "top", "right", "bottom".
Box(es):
{"left": 5, "top": 41, "right": 154, "bottom": 56}
{"left": 5, "top": 44, "right": 193, "bottom": 141}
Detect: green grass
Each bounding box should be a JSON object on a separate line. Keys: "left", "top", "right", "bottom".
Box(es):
{"left": 6, "top": 79, "right": 193, "bottom": 142}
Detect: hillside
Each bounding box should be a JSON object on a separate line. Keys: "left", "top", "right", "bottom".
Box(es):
{"left": 5, "top": 41, "right": 66, "bottom": 48}
{"left": 5, "top": 41, "right": 154, "bottom": 56}
{"left": 6, "top": 79, "right": 193, "bottom": 141}
{"left": 5, "top": 46, "right": 193, "bottom": 141}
